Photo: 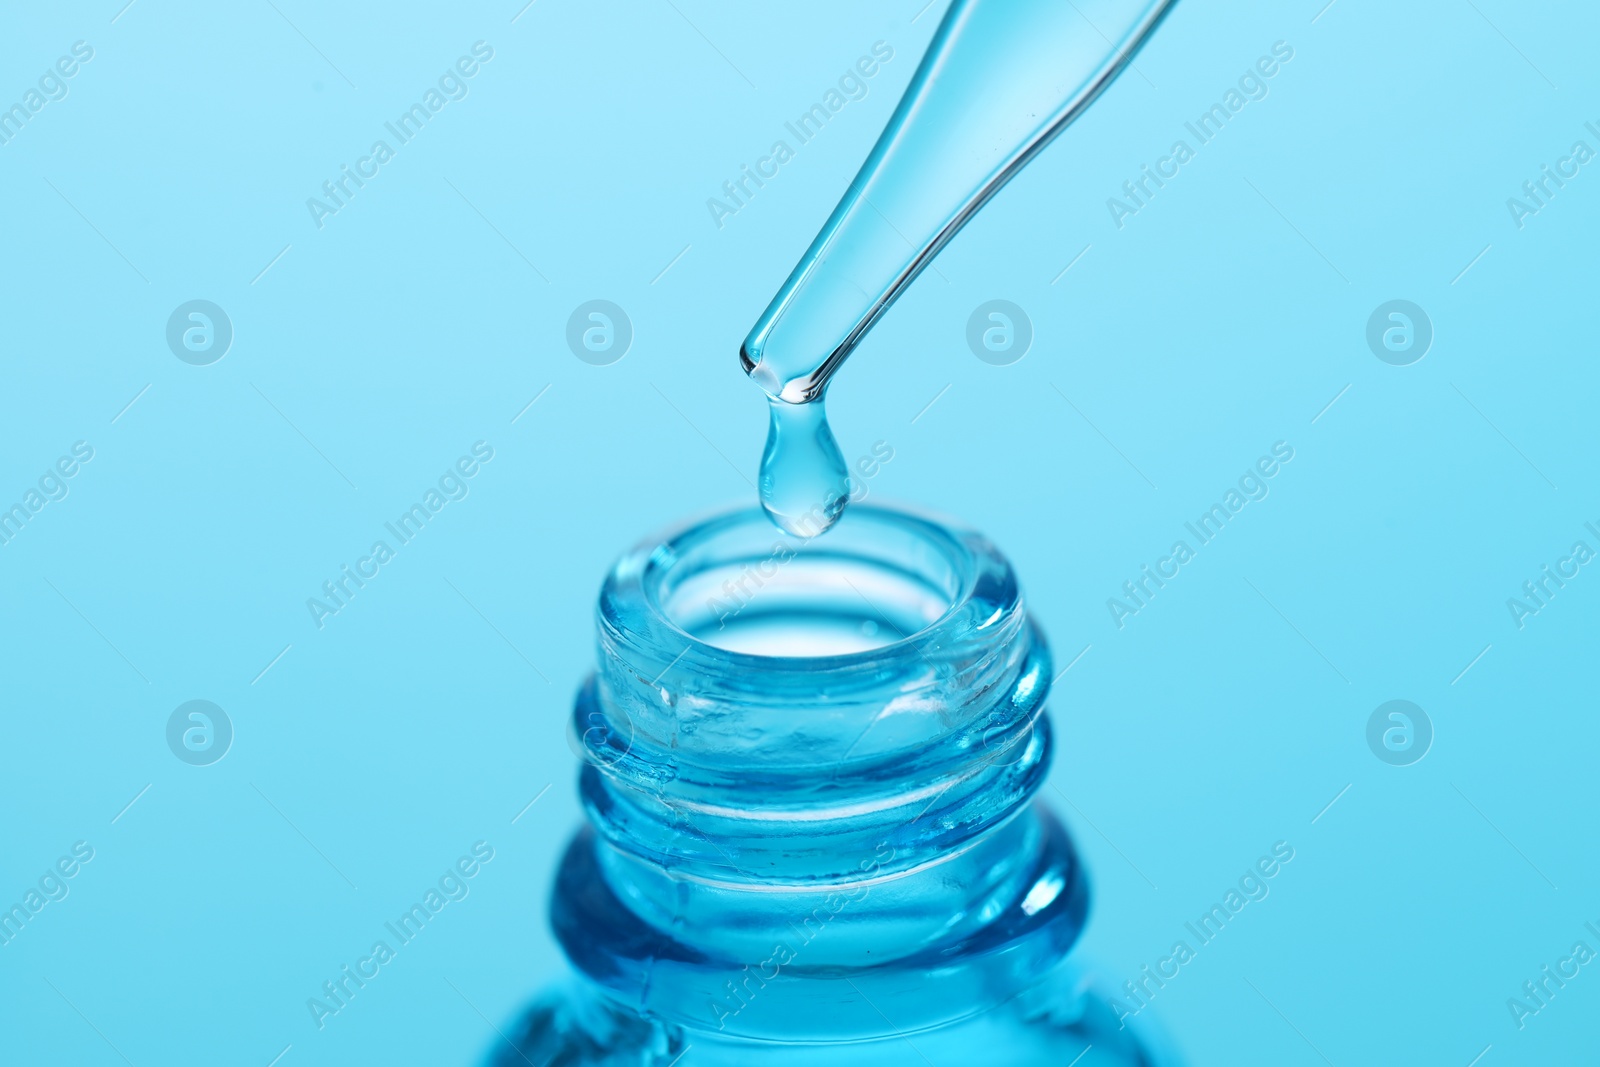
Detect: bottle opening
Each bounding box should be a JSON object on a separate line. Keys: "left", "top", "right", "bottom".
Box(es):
{"left": 645, "top": 505, "right": 967, "bottom": 659}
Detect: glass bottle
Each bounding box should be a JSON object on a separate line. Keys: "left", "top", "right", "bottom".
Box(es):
{"left": 490, "top": 505, "right": 1179, "bottom": 1065}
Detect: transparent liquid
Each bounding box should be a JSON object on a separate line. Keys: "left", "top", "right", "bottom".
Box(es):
{"left": 758, "top": 397, "right": 851, "bottom": 538}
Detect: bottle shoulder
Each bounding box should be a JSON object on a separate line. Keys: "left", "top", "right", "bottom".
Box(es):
{"left": 485, "top": 968, "right": 1180, "bottom": 1067}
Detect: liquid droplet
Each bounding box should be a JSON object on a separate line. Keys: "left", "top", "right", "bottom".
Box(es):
{"left": 759, "top": 397, "right": 850, "bottom": 538}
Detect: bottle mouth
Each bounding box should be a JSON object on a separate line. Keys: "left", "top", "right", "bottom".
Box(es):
{"left": 591, "top": 501, "right": 1039, "bottom": 772}
{"left": 601, "top": 503, "right": 1006, "bottom": 675}
{"left": 648, "top": 505, "right": 965, "bottom": 657}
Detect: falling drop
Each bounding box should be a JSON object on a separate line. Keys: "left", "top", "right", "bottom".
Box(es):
{"left": 758, "top": 397, "right": 850, "bottom": 538}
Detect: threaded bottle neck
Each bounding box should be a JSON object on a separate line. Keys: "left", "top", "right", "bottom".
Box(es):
{"left": 560, "top": 505, "right": 1083, "bottom": 1039}
{"left": 582, "top": 505, "right": 1046, "bottom": 877}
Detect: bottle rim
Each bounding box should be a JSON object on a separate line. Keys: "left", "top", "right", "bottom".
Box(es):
{"left": 597, "top": 500, "right": 1015, "bottom": 677}
{"left": 582, "top": 499, "right": 1046, "bottom": 806}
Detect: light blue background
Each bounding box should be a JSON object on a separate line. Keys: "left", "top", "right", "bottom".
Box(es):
{"left": 2, "top": 1, "right": 1596, "bottom": 1064}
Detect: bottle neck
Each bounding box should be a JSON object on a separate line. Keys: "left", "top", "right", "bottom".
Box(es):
{"left": 558, "top": 505, "right": 1086, "bottom": 1040}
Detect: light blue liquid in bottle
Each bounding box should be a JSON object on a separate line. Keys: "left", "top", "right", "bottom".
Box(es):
{"left": 494, "top": 1, "right": 1185, "bottom": 1061}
